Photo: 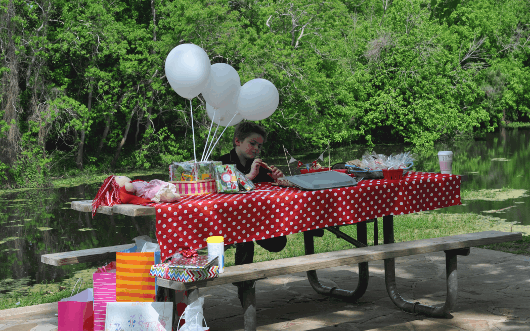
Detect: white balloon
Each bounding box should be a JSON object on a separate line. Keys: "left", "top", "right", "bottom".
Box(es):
{"left": 165, "top": 44, "right": 211, "bottom": 99}
{"left": 201, "top": 64, "right": 241, "bottom": 109}
{"left": 206, "top": 102, "right": 243, "bottom": 127}
{"left": 237, "top": 78, "right": 279, "bottom": 121}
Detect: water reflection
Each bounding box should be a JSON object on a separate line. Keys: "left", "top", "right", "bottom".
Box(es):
{"left": 0, "top": 129, "right": 529, "bottom": 286}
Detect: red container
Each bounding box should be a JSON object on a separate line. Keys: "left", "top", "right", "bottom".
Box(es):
{"left": 382, "top": 169, "right": 404, "bottom": 180}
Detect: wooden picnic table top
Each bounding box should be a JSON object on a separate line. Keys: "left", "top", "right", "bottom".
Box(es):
{"left": 71, "top": 200, "right": 155, "bottom": 216}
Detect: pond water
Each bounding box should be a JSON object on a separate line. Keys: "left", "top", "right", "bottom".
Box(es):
{"left": 1, "top": 127, "right": 529, "bottom": 292}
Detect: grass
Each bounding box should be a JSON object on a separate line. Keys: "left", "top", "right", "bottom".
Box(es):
{"left": 461, "top": 187, "right": 528, "bottom": 201}
{"left": 0, "top": 268, "right": 97, "bottom": 311}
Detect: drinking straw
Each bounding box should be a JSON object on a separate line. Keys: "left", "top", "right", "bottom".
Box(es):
{"left": 282, "top": 145, "right": 292, "bottom": 176}
{"left": 190, "top": 99, "right": 197, "bottom": 163}
{"left": 201, "top": 108, "right": 216, "bottom": 162}
{"left": 204, "top": 112, "right": 239, "bottom": 161}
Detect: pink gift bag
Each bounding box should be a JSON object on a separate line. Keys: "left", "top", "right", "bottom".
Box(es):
{"left": 58, "top": 288, "right": 94, "bottom": 331}
{"left": 93, "top": 261, "right": 116, "bottom": 331}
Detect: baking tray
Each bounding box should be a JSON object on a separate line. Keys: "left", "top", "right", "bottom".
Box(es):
{"left": 282, "top": 171, "right": 357, "bottom": 190}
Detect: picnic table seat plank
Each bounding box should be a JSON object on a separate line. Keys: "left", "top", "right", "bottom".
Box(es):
{"left": 71, "top": 200, "right": 155, "bottom": 216}
{"left": 155, "top": 230, "right": 521, "bottom": 291}
{"left": 41, "top": 243, "right": 136, "bottom": 266}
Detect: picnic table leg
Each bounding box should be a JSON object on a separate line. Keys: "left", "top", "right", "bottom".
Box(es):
{"left": 304, "top": 223, "right": 369, "bottom": 302}
{"left": 383, "top": 215, "right": 470, "bottom": 318}
{"left": 237, "top": 281, "right": 257, "bottom": 331}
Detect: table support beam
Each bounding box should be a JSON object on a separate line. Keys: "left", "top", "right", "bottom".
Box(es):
{"left": 304, "top": 223, "right": 369, "bottom": 302}
{"left": 383, "top": 215, "right": 470, "bottom": 318}
{"left": 237, "top": 281, "right": 257, "bottom": 331}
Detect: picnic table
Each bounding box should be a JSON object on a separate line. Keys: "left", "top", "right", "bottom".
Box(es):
{"left": 55, "top": 171, "right": 521, "bottom": 330}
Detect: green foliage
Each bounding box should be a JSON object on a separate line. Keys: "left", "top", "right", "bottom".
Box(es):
{"left": 129, "top": 127, "right": 190, "bottom": 170}
{"left": 1, "top": 0, "right": 529, "bottom": 187}
{"left": 0, "top": 122, "right": 52, "bottom": 189}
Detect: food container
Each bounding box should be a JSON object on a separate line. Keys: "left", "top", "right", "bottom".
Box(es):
{"left": 345, "top": 162, "right": 413, "bottom": 179}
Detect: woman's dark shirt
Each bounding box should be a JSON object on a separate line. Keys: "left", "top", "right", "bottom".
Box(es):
{"left": 216, "top": 148, "right": 273, "bottom": 183}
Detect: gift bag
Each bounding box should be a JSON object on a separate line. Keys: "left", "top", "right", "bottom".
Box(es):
{"left": 93, "top": 261, "right": 117, "bottom": 331}
{"left": 58, "top": 284, "right": 94, "bottom": 331}
{"left": 116, "top": 251, "right": 161, "bottom": 302}
{"left": 105, "top": 302, "right": 173, "bottom": 331}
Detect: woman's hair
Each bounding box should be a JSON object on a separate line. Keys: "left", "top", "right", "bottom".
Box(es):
{"left": 233, "top": 121, "right": 268, "bottom": 147}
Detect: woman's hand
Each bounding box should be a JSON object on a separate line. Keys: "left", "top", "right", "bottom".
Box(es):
{"left": 269, "top": 165, "right": 284, "bottom": 180}
{"left": 246, "top": 158, "right": 262, "bottom": 180}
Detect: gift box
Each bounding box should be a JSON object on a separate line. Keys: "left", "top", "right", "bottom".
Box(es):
{"left": 170, "top": 179, "right": 217, "bottom": 195}
{"left": 214, "top": 164, "right": 239, "bottom": 193}
{"left": 170, "top": 161, "right": 221, "bottom": 181}
{"left": 197, "top": 161, "right": 222, "bottom": 181}
{"left": 150, "top": 264, "right": 219, "bottom": 282}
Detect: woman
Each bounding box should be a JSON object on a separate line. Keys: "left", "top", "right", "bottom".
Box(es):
{"left": 217, "top": 121, "right": 287, "bottom": 266}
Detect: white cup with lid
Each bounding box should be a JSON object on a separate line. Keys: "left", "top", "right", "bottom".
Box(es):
{"left": 438, "top": 151, "right": 453, "bottom": 174}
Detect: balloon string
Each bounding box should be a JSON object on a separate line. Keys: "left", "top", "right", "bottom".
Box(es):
{"left": 201, "top": 108, "right": 216, "bottom": 162}
{"left": 205, "top": 122, "right": 220, "bottom": 161}
{"left": 190, "top": 99, "right": 197, "bottom": 164}
{"left": 205, "top": 112, "right": 238, "bottom": 161}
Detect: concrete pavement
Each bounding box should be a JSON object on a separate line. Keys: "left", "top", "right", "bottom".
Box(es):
{"left": 2, "top": 247, "right": 530, "bottom": 331}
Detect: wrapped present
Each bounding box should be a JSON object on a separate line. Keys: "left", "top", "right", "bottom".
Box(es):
{"left": 170, "top": 161, "right": 222, "bottom": 181}
{"left": 214, "top": 164, "right": 239, "bottom": 193}
{"left": 169, "top": 255, "right": 218, "bottom": 271}
{"left": 170, "top": 161, "right": 196, "bottom": 181}
{"left": 150, "top": 264, "right": 219, "bottom": 283}
{"left": 170, "top": 179, "right": 216, "bottom": 195}
{"left": 197, "top": 161, "right": 222, "bottom": 181}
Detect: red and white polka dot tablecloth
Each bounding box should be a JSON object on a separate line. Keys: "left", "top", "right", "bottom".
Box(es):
{"left": 154, "top": 172, "right": 461, "bottom": 260}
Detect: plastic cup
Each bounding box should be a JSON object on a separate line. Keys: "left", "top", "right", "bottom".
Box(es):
{"left": 438, "top": 151, "right": 453, "bottom": 174}
{"left": 206, "top": 236, "right": 224, "bottom": 273}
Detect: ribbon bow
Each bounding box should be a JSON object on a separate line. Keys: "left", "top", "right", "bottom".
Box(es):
{"left": 180, "top": 249, "right": 199, "bottom": 258}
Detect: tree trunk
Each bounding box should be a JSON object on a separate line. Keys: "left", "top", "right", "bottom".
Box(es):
{"left": 135, "top": 107, "right": 143, "bottom": 146}
{"left": 111, "top": 104, "right": 138, "bottom": 170}
{"left": 0, "top": 0, "right": 21, "bottom": 166}
{"left": 142, "top": 0, "right": 158, "bottom": 147}
{"left": 97, "top": 94, "right": 125, "bottom": 157}
{"left": 96, "top": 113, "right": 112, "bottom": 158}
{"left": 76, "top": 83, "right": 93, "bottom": 170}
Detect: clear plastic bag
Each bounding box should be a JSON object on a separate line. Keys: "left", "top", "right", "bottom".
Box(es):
{"left": 177, "top": 296, "right": 209, "bottom": 331}
{"left": 360, "top": 152, "right": 414, "bottom": 170}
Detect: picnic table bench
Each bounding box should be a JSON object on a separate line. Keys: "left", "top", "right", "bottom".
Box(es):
{"left": 43, "top": 200, "right": 522, "bottom": 331}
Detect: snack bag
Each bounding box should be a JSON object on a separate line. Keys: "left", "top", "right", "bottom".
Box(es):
{"left": 234, "top": 169, "right": 255, "bottom": 191}
{"left": 214, "top": 165, "right": 239, "bottom": 193}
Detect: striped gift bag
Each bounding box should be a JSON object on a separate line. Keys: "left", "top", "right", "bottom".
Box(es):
{"left": 93, "top": 261, "right": 117, "bottom": 331}
{"left": 116, "top": 252, "right": 157, "bottom": 302}
{"left": 170, "top": 179, "right": 216, "bottom": 195}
